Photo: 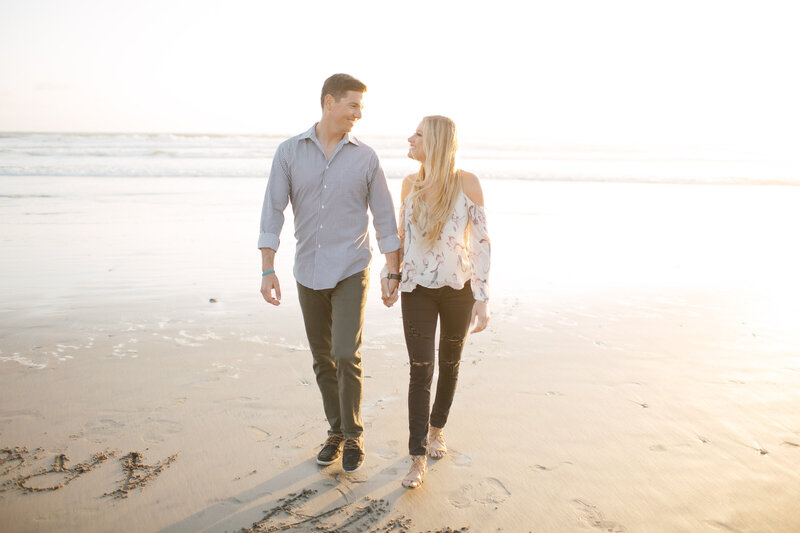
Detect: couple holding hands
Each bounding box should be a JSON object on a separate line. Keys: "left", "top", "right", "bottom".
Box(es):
{"left": 258, "top": 73, "right": 490, "bottom": 489}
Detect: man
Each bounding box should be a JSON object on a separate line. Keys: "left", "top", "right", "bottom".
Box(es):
{"left": 258, "top": 73, "right": 401, "bottom": 473}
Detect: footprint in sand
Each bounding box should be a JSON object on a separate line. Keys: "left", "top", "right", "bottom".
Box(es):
{"left": 0, "top": 409, "right": 44, "bottom": 427}
{"left": 363, "top": 394, "right": 402, "bottom": 412}
{"left": 142, "top": 419, "right": 183, "bottom": 444}
{"left": 573, "top": 499, "right": 626, "bottom": 532}
{"left": 531, "top": 461, "right": 572, "bottom": 472}
{"left": 704, "top": 519, "right": 750, "bottom": 531}
{"left": 82, "top": 418, "right": 126, "bottom": 444}
{"left": 451, "top": 450, "right": 472, "bottom": 467}
{"left": 374, "top": 440, "right": 400, "bottom": 460}
{"left": 247, "top": 426, "right": 271, "bottom": 442}
{"left": 379, "top": 465, "right": 400, "bottom": 476}
{"left": 448, "top": 477, "right": 510, "bottom": 509}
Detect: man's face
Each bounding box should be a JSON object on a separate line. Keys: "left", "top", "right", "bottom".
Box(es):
{"left": 325, "top": 90, "right": 364, "bottom": 133}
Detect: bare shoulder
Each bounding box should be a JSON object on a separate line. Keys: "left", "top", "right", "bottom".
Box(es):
{"left": 460, "top": 170, "right": 484, "bottom": 206}
{"left": 400, "top": 173, "right": 416, "bottom": 202}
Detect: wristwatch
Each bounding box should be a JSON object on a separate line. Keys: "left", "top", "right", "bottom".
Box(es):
{"left": 387, "top": 273, "right": 402, "bottom": 281}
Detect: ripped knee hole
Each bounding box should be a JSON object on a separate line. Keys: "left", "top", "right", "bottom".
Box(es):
{"left": 442, "top": 334, "right": 465, "bottom": 346}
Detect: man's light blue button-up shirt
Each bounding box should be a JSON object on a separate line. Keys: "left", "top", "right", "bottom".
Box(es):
{"left": 258, "top": 125, "right": 401, "bottom": 290}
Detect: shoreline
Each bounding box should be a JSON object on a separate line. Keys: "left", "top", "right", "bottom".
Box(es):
{"left": 2, "top": 177, "right": 800, "bottom": 531}
{"left": 3, "top": 284, "right": 800, "bottom": 532}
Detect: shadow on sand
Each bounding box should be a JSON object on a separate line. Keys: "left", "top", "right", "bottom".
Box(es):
{"left": 159, "top": 456, "right": 418, "bottom": 533}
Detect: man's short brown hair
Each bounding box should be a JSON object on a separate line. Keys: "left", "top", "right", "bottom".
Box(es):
{"left": 320, "top": 73, "right": 367, "bottom": 108}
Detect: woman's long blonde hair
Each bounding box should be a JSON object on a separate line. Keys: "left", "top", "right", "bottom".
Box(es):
{"left": 408, "top": 115, "right": 461, "bottom": 249}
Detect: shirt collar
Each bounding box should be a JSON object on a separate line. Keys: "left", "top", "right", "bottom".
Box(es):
{"left": 300, "top": 123, "right": 359, "bottom": 146}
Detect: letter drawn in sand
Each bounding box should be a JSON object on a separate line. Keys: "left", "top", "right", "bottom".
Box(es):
{"left": 241, "top": 488, "right": 469, "bottom": 532}
{"left": 1, "top": 445, "right": 179, "bottom": 499}
{"left": 10, "top": 451, "right": 115, "bottom": 493}
{"left": 104, "top": 450, "right": 180, "bottom": 499}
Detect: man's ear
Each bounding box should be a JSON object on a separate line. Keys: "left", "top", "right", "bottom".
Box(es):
{"left": 323, "top": 93, "right": 334, "bottom": 110}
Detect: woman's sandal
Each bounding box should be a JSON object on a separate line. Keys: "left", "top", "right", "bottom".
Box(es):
{"left": 401, "top": 455, "right": 427, "bottom": 489}
{"left": 427, "top": 426, "right": 447, "bottom": 459}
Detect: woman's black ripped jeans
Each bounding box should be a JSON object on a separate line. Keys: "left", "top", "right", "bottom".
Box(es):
{"left": 401, "top": 282, "right": 475, "bottom": 456}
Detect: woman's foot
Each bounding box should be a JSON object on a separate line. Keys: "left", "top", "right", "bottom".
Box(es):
{"left": 401, "top": 455, "right": 427, "bottom": 489}
{"left": 427, "top": 426, "right": 447, "bottom": 459}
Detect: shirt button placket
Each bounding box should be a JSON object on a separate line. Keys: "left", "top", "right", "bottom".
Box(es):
{"left": 316, "top": 165, "right": 327, "bottom": 282}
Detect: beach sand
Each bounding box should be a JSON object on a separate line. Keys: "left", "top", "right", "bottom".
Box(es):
{"left": 2, "top": 177, "right": 800, "bottom": 532}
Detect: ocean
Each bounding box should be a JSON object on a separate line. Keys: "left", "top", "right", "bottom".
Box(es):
{"left": 1, "top": 130, "right": 799, "bottom": 327}
{"left": 1, "top": 132, "right": 798, "bottom": 185}
{"left": 1, "top": 131, "right": 799, "bottom": 370}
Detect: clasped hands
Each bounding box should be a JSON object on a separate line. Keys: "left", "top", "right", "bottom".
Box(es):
{"left": 381, "top": 277, "right": 399, "bottom": 307}
{"left": 380, "top": 276, "right": 489, "bottom": 335}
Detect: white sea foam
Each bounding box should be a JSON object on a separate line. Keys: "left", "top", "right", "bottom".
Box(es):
{"left": 2, "top": 132, "right": 798, "bottom": 184}
{"left": 0, "top": 353, "right": 48, "bottom": 370}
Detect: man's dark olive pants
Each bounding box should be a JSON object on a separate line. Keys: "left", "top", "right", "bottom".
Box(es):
{"left": 296, "top": 269, "right": 369, "bottom": 439}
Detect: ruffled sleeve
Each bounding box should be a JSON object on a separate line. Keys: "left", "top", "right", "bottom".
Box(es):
{"left": 467, "top": 199, "right": 491, "bottom": 302}
{"left": 397, "top": 198, "right": 407, "bottom": 244}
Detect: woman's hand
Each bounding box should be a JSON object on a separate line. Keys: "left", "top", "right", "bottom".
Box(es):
{"left": 469, "top": 301, "right": 490, "bottom": 333}
{"left": 381, "top": 277, "right": 399, "bottom": 307}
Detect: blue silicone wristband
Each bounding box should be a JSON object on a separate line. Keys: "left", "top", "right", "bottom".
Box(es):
{"left": 262, "top": 270, "right": 275, "bottom": 276}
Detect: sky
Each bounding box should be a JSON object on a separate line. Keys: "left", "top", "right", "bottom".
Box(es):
{"left": 1, "top": 0, "right": 798, "bottom": 153}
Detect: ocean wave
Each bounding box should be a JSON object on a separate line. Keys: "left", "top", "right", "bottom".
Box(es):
{"left": 1, "top": 132, "right": 798, "bottom": 185}
{"left": 2, "top": 150, "right": 275, "bottom": 159}
{"left": 1, "top": 165, "right": 797, "bottom": 185}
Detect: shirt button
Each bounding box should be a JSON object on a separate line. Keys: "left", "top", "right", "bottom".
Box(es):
{"left": 318, "top": 244, "right": 321, "bottom": 248}
{"left": 320, "top": 225, "right": 323, "bottom": 228}
{"left": 321, "top": 205, "right": 325, "bottom": 209}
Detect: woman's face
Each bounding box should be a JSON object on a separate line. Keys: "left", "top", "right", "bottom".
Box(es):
{"left": 407, "top": 121, "right": 425, "bottom": 162}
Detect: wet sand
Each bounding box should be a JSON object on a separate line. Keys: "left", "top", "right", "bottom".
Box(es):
{"left": 2, "top": 178, "right": 800, "bottom": 532}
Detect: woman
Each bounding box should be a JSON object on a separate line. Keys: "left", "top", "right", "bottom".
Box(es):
{"left": 382, "top": 115, "right": 491, "bottom": 488}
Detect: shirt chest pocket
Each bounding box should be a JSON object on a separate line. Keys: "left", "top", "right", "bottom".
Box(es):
{"left": 335, "top": 168, "right": 369, "bottom": 206}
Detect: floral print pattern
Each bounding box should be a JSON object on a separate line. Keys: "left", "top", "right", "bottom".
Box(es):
{"left": 399, "top": 192, "right": 491, "bottom": 302}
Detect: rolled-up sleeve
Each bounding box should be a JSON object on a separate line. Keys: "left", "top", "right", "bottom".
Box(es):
{"left": 366, "top": 155, "right": 401, "bottom": 254}
{"left": 258, "top": 143, "right": 290, "bottom": 250}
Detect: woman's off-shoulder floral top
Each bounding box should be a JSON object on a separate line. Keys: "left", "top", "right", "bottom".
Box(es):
{"left": 398, "top": 191, "right": 491, "bottom": 302}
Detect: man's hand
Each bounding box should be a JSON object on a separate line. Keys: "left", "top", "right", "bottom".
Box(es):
{"left": 260, "top": 273, "right": 281, "bottom": 306}
{"left": 469, "top": 301, "right": 490, "bottom": 333}
{"left": 381, "top": 277, "right": 399, "bottom": 307}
